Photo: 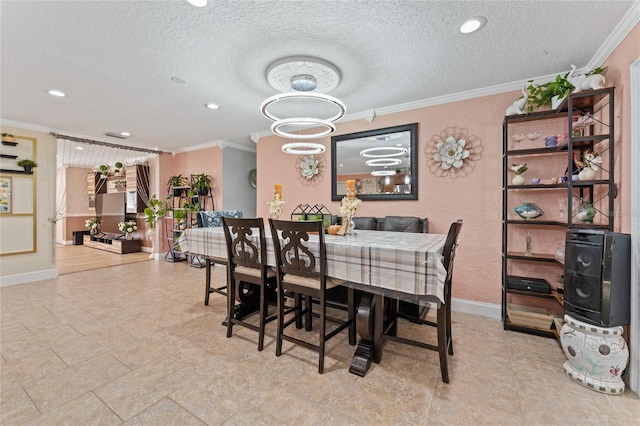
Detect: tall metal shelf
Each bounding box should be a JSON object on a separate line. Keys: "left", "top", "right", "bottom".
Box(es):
{"left": 501, "top": 87, "right": 615, "bottom": 338}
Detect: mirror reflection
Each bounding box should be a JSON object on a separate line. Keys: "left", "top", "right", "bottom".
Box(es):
{"left": 331, "top": 123, "right": 418, "bottom": 201}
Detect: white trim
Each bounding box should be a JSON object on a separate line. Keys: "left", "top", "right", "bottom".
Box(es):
{"left": 0, "top": 269, "right": 58, "bottom": 287}
{"left": 178, "top": 139, "right": 256, "bottom": 154}
{"left": 628, "top": 57, "right": 640, "bottom": 395}
{"left": 451, "top": 297, "right": 501, "bottom": 320}
{"left": 586, "top": 1, "right": 640, "bottom": 71}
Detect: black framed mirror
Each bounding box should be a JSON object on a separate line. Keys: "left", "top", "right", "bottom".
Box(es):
{"left": 331, "top": 123, "right": 418, "bottom": 201}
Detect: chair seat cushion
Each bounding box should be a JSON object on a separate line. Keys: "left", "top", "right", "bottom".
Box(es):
{"left": 235, "top": 265, "right": 276, "bottom": 278}
{"left": 282, "top": 274, "right": 344, "bottom": 289}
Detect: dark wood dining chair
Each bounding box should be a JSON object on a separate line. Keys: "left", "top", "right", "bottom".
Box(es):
{"left": 222, "top": 217, "right": 277, "bottom": 351}
{"left": 382, "top": 219, "right": 463, "bottom": 383}
{"left": 380, "top": 215, "right": 428, "bottom": 233}
{"left": 269, "top": 219, "right": 356, "bottom": 373}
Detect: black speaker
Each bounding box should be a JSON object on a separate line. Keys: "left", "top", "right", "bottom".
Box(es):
{"left": 563, "top": 229, "right": 631, "bottom": 327}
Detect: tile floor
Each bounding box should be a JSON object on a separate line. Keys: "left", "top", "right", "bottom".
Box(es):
{"left": 1, "top": 259, "right": 639, "bottom": 425}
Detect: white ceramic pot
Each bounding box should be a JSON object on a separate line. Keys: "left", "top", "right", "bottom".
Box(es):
{"left": 511, "top": 175, "right": 525, "bottom": 185}
{"left": 579, "top": 167, "right": 597, "bottom": 181}
{"left": 561, "top": 314, "right": 628, "bottom": 394}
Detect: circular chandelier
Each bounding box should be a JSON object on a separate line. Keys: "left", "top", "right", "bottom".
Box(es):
{"left": 262, "top": 56, "right": 346, "bottom": 144}
{"left": 281, "top": 142, "right": 326, "bottom": 155}
{"left": 360, "top": 147, "right": 408, "bottom": 158}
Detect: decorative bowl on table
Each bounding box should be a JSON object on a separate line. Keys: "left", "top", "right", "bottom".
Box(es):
{"left": 514, "top": 203, "right": 544, "bottom": 220}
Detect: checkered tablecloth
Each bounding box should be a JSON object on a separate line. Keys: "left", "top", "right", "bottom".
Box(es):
{"left": 179, "top": 227, "right": 448, "bottom": 303}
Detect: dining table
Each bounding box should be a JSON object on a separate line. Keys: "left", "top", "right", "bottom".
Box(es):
{"left": 178, "top": 226, "right": 447, "bottom": 376}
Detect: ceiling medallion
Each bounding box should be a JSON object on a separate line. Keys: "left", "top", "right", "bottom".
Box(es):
{"left": 282, "top": 142, "right": 326, "bottom": 155}
{"left": 266, "top": 56, "right": 341, "bottom": 93}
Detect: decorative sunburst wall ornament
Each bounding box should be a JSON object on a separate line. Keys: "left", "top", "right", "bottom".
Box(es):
{"left": 425, "top": 126, "right": 483, "bottom": 178}
{"left": 296, "top": 153, "right": 326, "bottom": 186}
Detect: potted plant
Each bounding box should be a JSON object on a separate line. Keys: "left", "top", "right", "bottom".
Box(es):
{"left": 114, "top": 161, "right": 124, "bottom": 176}
{"left": 2, "top": 133, "right": 17, "bottom": 146}
{"left": 98, "top": 164, "right": 109, "bottom": 178}
{"left": 167, "top": 174, "right": 188, "bottom": 196}
{"left": 17, "top": 159, "right": 38, "bottom": 174}
{"left": 143, "top": 196, "right": 166, "bottom": 229}
{"left": 173, "top": 208, "right": 188, "bottom": 229}
{"left": 191, "top": 173, "right": 213, "bottom": 195}
{"left": 525, "top": 73, "right": 573, "bottom": 112}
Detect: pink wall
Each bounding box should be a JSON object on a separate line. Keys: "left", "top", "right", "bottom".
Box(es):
{"left": 256, "top": 24, "right": 637, "bottom": 305}
{"left": 157, "top": 147, "right": 223, "bottom": 252}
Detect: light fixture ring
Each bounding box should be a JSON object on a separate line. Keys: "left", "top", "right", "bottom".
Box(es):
{"left": 360, "top": 147, "right": 408, "bottom": 158}
{"left": 271, "top": 117, "right": 336, "bottom": 139}
{"left": 282, "top": 142, "right": 326, "bottom": 155}
{"left": 365, "top": 158, "right": 402, "bottom": 167}
{"left": 371, "top": 170, "right": 397, "bottom": 176}
{"left": 261, "top": 92, "right": 346, "bottom": 123}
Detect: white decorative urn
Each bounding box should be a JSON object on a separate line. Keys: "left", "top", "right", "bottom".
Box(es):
{"left": 560, "top": 314, "right": 628, "bottom": 394}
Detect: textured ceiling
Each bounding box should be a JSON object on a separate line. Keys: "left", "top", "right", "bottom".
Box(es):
{"left": 0, "top": 1, "right": 636, "bottom": 153}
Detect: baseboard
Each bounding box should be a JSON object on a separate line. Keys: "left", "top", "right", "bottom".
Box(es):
{"left": 0, "top": 269, "right": 58, "bottom": 287}
{"left": 451, "top": 297, "right": 501, "bottom": 320}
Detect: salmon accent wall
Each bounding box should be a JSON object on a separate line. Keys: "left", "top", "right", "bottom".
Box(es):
{"left": 256, "top": 24, "right": 637, "bottom": 305}
{"left": 158, "top": 147, "right": 223, "bottom": 252}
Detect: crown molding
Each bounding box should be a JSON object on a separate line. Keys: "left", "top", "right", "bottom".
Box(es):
{"left": 178, "top": 139, "right": 256, "bottom": 153}
{"left": 586, "top": 0, "right": 640, "bottom": 70}
{"left": 0, "top": 118, "right": 59, "bottom": 134}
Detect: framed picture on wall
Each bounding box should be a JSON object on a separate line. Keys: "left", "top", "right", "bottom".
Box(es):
{"left": 0, "top": 177, "right": 11, "bottom": 213}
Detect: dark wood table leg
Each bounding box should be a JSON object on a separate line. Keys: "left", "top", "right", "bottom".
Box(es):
{"left": 349, "top": 293, "right": 380, "bottom": 376}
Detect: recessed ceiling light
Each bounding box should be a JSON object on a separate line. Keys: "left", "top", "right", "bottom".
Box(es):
{"left": 47, "top": 90, "right": 66, "bottom": 97}
{"left": 171, "top": 76, "right": 187, "bottom": 84}
{"left": 120, "top": 132, "right": 131, "bottom": 137}
{"left": 205, "top": 103, "right": 220, "bottom": 110}
{"left": 460, "top": 16, "right": 487, "bottom": 34}
{"left": 187, "top": 0, "right": 207, "bottom": 7}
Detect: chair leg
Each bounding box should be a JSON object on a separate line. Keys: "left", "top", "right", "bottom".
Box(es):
{"left": 204, "top": 258, "right": 212, "bottom": 306}
{"left": 436, "top": 306, "right": 449, "bottom": 383}
{"left": 318, "top": 296, "right": 326, "bottom": 374}
{"left": 275, "top": 286, "right": 284, "bottom": 357}
{"left": 258, "top": 284, "right": 266, "bottom": 351}
{"left": 295, "top": 293, "right": 303, "bottom": 329}
{"left": 446, "top": 300, "right": 453, "bottom": 356}
{"left": 305, "top": 295, "right": 313, "bottom": 331}
{"left": 348, "top": 288, "right": 356, "bottom": 346}
{"left": 226, "top": 278, "right": 235, "bottom": 338}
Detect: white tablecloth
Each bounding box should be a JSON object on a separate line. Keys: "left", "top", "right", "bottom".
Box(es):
{"left": 179, "top": 227, "right": 448, "bottom": 303}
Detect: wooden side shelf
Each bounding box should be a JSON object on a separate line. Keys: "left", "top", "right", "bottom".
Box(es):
{"left": 83, "top": 234, "right": 141, "bottom": 254}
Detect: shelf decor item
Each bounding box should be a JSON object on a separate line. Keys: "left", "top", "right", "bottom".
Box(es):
{"left": 191, "top": 173, "right": 213, "bottom": 195}
{"left": 16, "top": 159, "right": 37, "bottom": 174}
{"left": 267, "top": 183, "right": 285, "bottom": 219}
{"left": 509, "top": 163, "right": 527, "bottom": 185}
{"left": 85, "top": 217, "right": 101, "bottom": 235}
{"left": 337, "top": 180, "right": 361, "bottom": 235}
{"left": 576, "top": 202, "right": 596, "bottom": 223}
{"left": 2, "top": 133, "right": 17, "bottom": 146}
{"left": 118, "top": 220, "right": 137, "bottom": 239}
{"left": 514, "top": 202, "right": 544, "bottom": 220}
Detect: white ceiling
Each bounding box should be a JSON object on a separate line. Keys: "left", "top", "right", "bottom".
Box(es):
{"left": 0, "top": 1, "right": 637, "bottom": 154}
